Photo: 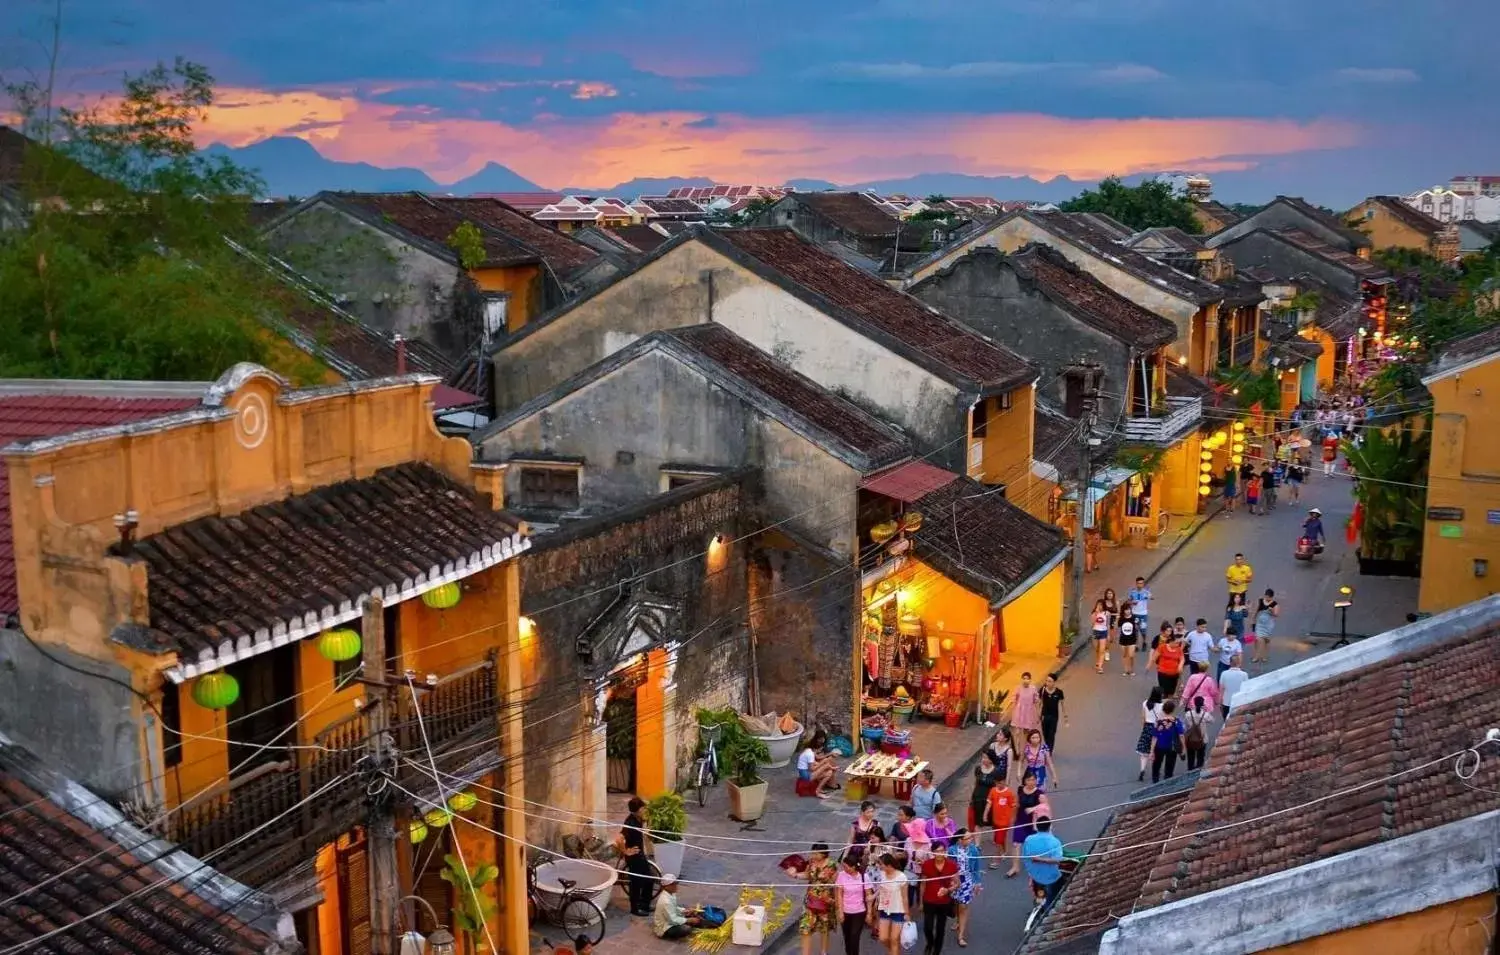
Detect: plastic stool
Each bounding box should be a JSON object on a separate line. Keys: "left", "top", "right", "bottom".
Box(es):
{"left": 795, "top": 777, "right": 820, "bottom": 797}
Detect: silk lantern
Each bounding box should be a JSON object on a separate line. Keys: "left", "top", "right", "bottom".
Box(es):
{"left": 317, "top": 628, "right": 362, "bottom": 662}
{"left": 425, "top": 808, "right": 452, "bottom": 829}
{"left": 409, "top": 819, "right": 430, "bottom": 844}
{"left": 192, "top": 672, "right": 240, "bottom": 710}
{"left": 422, "top": 582, "right": 462, "bottom": 610}
{"left": 447, "top": 790, "right": 478, "bottom": 813}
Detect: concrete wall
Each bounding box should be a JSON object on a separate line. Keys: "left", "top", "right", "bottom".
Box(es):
{"left": 0, "top": 628, "right": 143, "bottom": 798}
{"left": 911, "top": 256, "right": 1132, "bottom": 423}
{"left": 1263, "top": 894, "right": 1495, "bottom": 955}
{"left": 751, "top": 197, "right": 892, "bottom": 259}
{"left": 264, "top": 202, "right": 469, "bottom": 354}
{"left": 1216, "top": 233, "right": 1362, "bottom": 298}
{"left": 478, "top": 347, "right": 862, "bottom": 554}
{"left": 1420, "top": 358, "right": 1500, "bottom": 612}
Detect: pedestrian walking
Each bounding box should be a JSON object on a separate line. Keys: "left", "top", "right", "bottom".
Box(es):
{"left": 1084, "top": 526, "right": 1102, "bottom": 573}
{"left": 984, "top": 779, "right": 1016, "bottom": 871}
{"left": 1221, "top": 594, "right": 1248, "bottom": 676}
{"left": 1222, "top": 464, "right": 1238, "bottom": 512}
{"left": 1185, "top": 618, "right": 1215, "bottom": 671}
{"left": 919, "top": 841, "right": 959, "bottom": 955}
{"left": 951, "top": 830, "right": 981, "bottom": 947}
{"left": 1172, "top": 616, "right": 1188, "bottom": 639}
{"left": 1101, "top": 588, "right": 1121, "bottom": 665}
{"left": 1213, "top": 628, "right": 1244, "bottom": 684}
{"left": 927, "top": 804, "right": 957, "bottom": 850}
{"left": 1149, "top": 700, "right": 1185, "bottom": 783}
{"left": 1127, "top": 577, "right": 1151, "bottom": 633}
{"left": 1021, "top": 729, "right": 1058, "bottom": 791}
{"left": 1090, "top": 599, "right": 1111, "bottom": 673}
{"left": 1008, "top": 771, "right": 1046, "bottom": 878}
{"left": 1179, "top": 662, "right": 1220, "bottom": 713}
{"left": 619, "top": 796, "right": 654, "bottom": 917}
{"left": 910, "top": 768, "right": 939, "bottom": 820}
{"left": 1218, "top": 654, "right": 1249, "bottom": 720}
{"left": 1039, "top": 674, "right": 1068, "bottom": 752}
{"left": 1150, "top": 630, "right": 1185, "bottom": 697}
{"left": 1251, "top": 589, "right": 1278, "bottom": 664}
{"left": 792, "top": 844, "right": 837, "bottom": 955}
{"left": 1020, "top": 817, "right": 1065, "bottom": 908}
{"left": 1259, "top": 463, "right": 1278, "bottom": 512}
{"left": 1225, "top": 553, "right": 1253, "bottom": 604}
{"left": 1117, "top": 607, "right": 1139, "bottom": 676}
{"left": 1004, "top": 672, "right": 1042, "bottom": 768}
{"left": 1321, "top": 433, "right": 1339, "bottom": 476}
{"left": 874, "top": 854, "right": 910, "bottom": 955}
{"left": 967, "top": 753, "right": 1000, "bottom": 832}
{"left": 1245, "top": 474, "right": 1262, "bottom": 514}
{"left": 1286, "top": 462, "right": 1304, "bottom": 502}
{"left": 851, "top": 801, "right": 880, "bottom": 850}
{"left": 1136, "top": 686, "right": 1165, "bottom": 782}
{"left": 1238, "top": 459, "right": 1255, "bottom": 503}
{"left": 835, "top": 855, "right": 873, "bottom": 955}
{"left": 1182, "top": 697, "right": 1213, "bottom": 772}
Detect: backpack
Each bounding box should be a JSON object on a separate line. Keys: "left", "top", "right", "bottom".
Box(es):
{"left": 1184, "top": 712, "right": 1206, "bottom": 749}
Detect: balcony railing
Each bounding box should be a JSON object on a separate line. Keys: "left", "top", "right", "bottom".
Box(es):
{"left": 1120, "top": 396, "right": 1203, "bottom": 445}
{"left": 165, "top": 654, "right": 500, "bottom": 887}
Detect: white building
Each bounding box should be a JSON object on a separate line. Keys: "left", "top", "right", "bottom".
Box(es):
{"left": 1404, "top": 186, "right": 1500, "bottom": 224}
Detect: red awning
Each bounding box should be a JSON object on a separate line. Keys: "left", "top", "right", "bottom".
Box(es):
{"left": 432, "top": 384, "right": 483, "bottom": 410}
{"left": 859, "top": 460, "right": 959, "bottom": 503}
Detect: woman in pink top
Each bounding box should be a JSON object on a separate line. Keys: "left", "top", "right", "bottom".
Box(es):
{"left": 1005, "top": 671, "right": 1042, "bottom": 782}
{"left": 835, "top": 855, "right": 873, "bottom": 955}
{"left": 1178, "top": 662, "right": 1220, "bottom": 712}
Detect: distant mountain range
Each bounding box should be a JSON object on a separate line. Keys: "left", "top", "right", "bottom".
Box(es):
{"left": 210, "top": 136, "right": 1103, "bottom": 203}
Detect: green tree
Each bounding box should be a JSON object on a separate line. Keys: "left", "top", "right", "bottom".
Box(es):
{"left": 1, "top": 59, "right": 321, "bottom": 381}
{"left": 1342, "top": 422, "right": 1429, "bottom": 564}
{"left": 1059, "top": 176, "right": 1202, "bottom": 233}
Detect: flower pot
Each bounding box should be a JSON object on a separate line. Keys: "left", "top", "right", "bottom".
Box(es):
{"left": 944, "top": 711, "right": 962, "bottom": 728}
{"left": 752, "top": 722, "right": 803, "bottom": 769}
{"left": 985, "top": 710, "right": 1005, "bottom": 725}
{"left": 728, "top": 780, "right": 769, "bottom": 822}
{"left": 653, "top": 838, "right": 686, "bottom": 876}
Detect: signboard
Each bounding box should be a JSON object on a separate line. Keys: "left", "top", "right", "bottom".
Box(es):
{"left": 1439, "top": 524, "right": 1464, "bottom": 539}
{"left": 1488, "top": 510, "right": 1500, "bottom": 525}
{"left": 1427, "top": 506, "right": 1465, "bottom": 521}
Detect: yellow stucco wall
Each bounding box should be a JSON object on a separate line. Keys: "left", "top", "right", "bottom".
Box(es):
{"left": 1343, "top": 200, "right": 1431, "bottom": 253}
{"left": 1420, "top": 356, "right": 1500, "bottom": 612}
{"left": 1263, "top": 893, "right": 1495, "bottom": 955}
{"left": 999, "top": 562, "right": 1064, "bottom": 657}
{"left": 472, "top": 263, "right": 543, "bottom": 332}
{"left": 972, "top": 387, "right": 1036, "bottom": 489}
{"left": 1158, "top": 431, "right": 1205, "bottom": 517}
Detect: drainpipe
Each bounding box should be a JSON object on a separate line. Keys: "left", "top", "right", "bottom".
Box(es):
{"left": 394, "top": 334, "right": 407, "bottom": 375}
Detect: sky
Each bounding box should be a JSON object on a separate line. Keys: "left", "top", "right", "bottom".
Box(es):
{"left": 3, "top": 0, "right": 1497, "bottom": 203}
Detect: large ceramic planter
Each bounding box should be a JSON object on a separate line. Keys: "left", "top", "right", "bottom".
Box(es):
{"left": 728, "top": 780, "right": 769, "bottom": 822}
{"left": 653, "top": 838, "right": 686, "bottom": 876}
{"left": 753, "top": 723, "right": 803, "bottom": 769}
{"left": 534, "top": 858, "right": 616, "bottom": 912}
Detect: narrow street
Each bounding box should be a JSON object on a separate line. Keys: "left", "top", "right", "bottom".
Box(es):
{"left": 938, "top": 464, "right": 1419, "bottom": 954}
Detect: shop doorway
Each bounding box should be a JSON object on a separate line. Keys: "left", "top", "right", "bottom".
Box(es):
{"left": 603, "top": 659, "right": 648, "bottom": 793}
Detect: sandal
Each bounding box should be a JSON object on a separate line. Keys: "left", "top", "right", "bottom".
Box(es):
{"left": 1006, "top": 869, "right": 1019, "bottom": 879}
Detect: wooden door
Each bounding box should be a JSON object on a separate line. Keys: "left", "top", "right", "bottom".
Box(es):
{"left": 338, "top": 831, "right": 373, "bottom": 955}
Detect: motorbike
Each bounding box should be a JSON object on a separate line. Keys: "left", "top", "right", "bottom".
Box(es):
{"left": 1294, "top": 536, "right": 1325, "bottom": 561}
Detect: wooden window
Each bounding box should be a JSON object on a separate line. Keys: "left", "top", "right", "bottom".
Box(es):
{"left": 1064, "top": 373, "right": 1087, "bottom": 418}
{"left": 160, "top": 682, "right": 182, "bottom": 767}
{"left": 339, "top": 832, "right": 372, "bottom": 955}
{"left": 971, "top": 400, "right": 990, "bottom": 438}
{"left": 519, "top": 467, "right": 580, "bottom": 510}
{"left": 482, "top": 294, "right": 509, "bottom": 341}
{"left": 668, "top": 476, "right": 697, "bottom": 491}
{"left": 997, "top": 391, "right": 1013, "bottom": 411}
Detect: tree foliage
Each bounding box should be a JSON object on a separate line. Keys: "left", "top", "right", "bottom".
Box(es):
{"left": 1059, "top": 176, "right": 1202, "bottom": 234}
{"left": 0, "top": 59, "right": 321, "bottom": 382}
{"left": 1342, "top": 422, "right": 1429, "bottom": 564}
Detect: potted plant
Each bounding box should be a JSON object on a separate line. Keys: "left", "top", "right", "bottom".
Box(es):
{"left": 723, "top": 728, "right": 771, "bottom": 823}
{"left": 943, "top": 698, "right": 964, "bottom": 728}
{"left": 1058, "top": 630, "right": 1075, "bottom": 661}
{"left": 644, "top": 792, "right": 688, "bottom": 875}
{"left": 984, "top": 689, "right": 1007, "bottom": 724}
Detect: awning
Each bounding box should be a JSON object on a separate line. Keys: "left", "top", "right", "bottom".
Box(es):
{"left": 1064, "top": 466, "right": 1136, "bottom": 529}
{"left": 859, "top": 460, "right": 959, "bottom": 503}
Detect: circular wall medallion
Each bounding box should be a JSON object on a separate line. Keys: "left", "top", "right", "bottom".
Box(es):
{"left": 233, "top": 392, "right": 269, "bottom": 449}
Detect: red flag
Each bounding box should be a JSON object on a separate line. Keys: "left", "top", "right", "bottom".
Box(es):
{"left": 1346, "top": 502, "right": 1363, "bottom": 545}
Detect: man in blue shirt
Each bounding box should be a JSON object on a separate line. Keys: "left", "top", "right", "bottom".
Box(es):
{"left": 1021, "top": 817, "right": 1065, "bottom": 907}
{"left": 1127, "top": 577, "right": 1151, "bottom": 633}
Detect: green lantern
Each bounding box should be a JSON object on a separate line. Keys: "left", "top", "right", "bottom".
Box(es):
{"left": 409, "top": 819, "right": 430, "bottom": 844}
{"left": 447, "top": 790, "right": 478, "bottom": 814}
{"left": 317, "top": 628, "right": 362, "bottom": 663}
{"left": 422, "top": 582, "right": 462, "bottom": 610}
{"left": 424, "top": 808, "right": 453, "bottom": 829}
{"left": 191, "top": 672, "right": 240, "bottom": 710}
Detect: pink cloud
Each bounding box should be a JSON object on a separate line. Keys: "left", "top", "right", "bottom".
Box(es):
{"left": 193, "top": 87, "right": 1362, "bottom": 187}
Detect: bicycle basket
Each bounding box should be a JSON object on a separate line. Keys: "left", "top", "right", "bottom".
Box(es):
{"left": 698, "top": 723, "right": 724, "bottom": 745}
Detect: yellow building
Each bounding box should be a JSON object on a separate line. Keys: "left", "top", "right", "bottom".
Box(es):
{"left": 1418, "top": 326, "right": 1500, "bottom": 612}
{"left": 1344, "top": 195, "right": 1459, "bottom": 259}
{"left": 0, "top": 365, "right": 532, "bottom": 955}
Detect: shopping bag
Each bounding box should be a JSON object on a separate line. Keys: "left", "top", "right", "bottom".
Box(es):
{"left": 700, "top": 905, "right": 728, "bottom": 928}
{"left": 900, "top": 921, "right": 918, "bottom": 951}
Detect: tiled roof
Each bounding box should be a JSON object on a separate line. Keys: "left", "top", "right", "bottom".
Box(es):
{"left": 604, "top": 224, "right": 672, "bottom": 253}
{"left": 332, "top": 193, "right": 539, "bottom": 268}
{"left": 1134, "top": 624, "right": 1500, "bottom": 910}
{"left": 1216, "top": 272, "right": 1266, "bottom": 307}
{"left": 431, "top": 196, "right": 601, "bottom": 274}
{"left": 638, "top": 196, "right": 706, "bottom": 217}
{"left": 665, "top": 185, "right": 784, "bottom": 202}
{"left": 0, "top": 743, "right": 283, "bottom": 955}
{"left": 244, "top": 200, "right": 294, "bottom": 229}
{"left": 714, "top": 228, "right": 1036, "bottom": 391}
{"left": 908, "top": 475, "right": 1066, "bottom": 604}
{"left": 1429, "top": 322, "right": 1500, "bottom": 378}
{"left": 1360, "top": 195, "right": 1445, "bottom": 238}
{"left": 1274, "top": 229, "right": 1391, "bottom": 282}
{"left": 0, "top": 392, "right": 203, "bottom": 615}
{"left": 471, "top": 191, "right": 565, "bottom": 213}
{"left": 1274, "top": 196, "right": 1373, "bottom": 249}
{"left": 1127, "top": 226, "right": 1208, "bottom": 254}
{"left": 1020, "top": 789, "right": 1192, "bottom": 953}
{"left": 1008, "top": 244, "right": 1178, "bottom": 348}
{"left": 1194, "top": 199, "right": 1242, "bottom": 228}
{"left": 1068, "top": 212, "right": 1134, "bottom": 241}
{"left": 795, "top": 192, "right": 901, "bottom": 236}
{"left": 128, "top": 462, "right": 525, "bottom": 661}
{"left": 1034, "top": 212, "right": 1225, "bottom": 305}
{"left": 666, "top": 324, "right": 911, "bottom": 468}
{"left": 1032, "top": 405, "right": 1094, "bottom": 480}
{"left": 859, "top": 460, "right": 959, "bottom": 504}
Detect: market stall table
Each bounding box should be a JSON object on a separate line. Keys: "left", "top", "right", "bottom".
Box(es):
{"left": 843, "top": 754, "right": 929, "bottom": 800}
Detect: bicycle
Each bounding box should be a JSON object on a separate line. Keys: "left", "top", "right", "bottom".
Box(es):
{"left": 527, "top": 861, "right": 607, "bottom": 945}
{"left": 691, "top": 722, "right": 723, "bottom": 808}
{"left": 613, "top": 851, "right": 663, "bottom": 907}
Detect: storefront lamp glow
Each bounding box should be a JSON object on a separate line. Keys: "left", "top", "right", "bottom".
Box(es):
{"left": 1200, "top": 450, "right": 1213, "bottom": 462}
{"left": 1178, "top": 355, "right": 1188, "bottom": 366}
{"left": 317, "top": 628, "right": 362, "bottom": 663}
{"left": 1233, "top": 443, "right": 1245, "bottom": 454}
{"left": 192, "top": 672, "right": 240, "bottom": 710}
{"left": 1231, "top": 387, "right": 1239, "bottom": 396}
{"left": 1199, "top": 462, "right": 1213, "bottom": 473}
{"left": 1198, "top": 473, "right": 1212, "bottom": 485}
{"left": 519, "top": 617, "right": 536, "bottom": 642}
{"left": 1233, "top": 422, "right": 1245, "bottom": 432}
{"left": 870, "top": 521, "right": 899, "bottom": 544}
{"left": 899, "top": 511, "right": 925, "bottom": 533}
{"left": 422, "top": 582, "right": 462, "bottom": 610}
{"left": 1198, "top": 485, "right": 1212, "bottom": 497}
{"left": 1215, "top": 430, "right": 1229, "bottom": 442}
{"left": 1231, "top": 454, "right": 1243, "bottom": 464}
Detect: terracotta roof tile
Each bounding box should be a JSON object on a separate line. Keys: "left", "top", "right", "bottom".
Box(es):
{"left": 334, "top": 193, "right": 538, "bottom": 268}
{"left": 1194, "top": 200, "right": 1242, "bottom": 228}
{"left": 1274, "top": 196, "right": 1373, "bottom": 249}
{"left": 130, "top": 462, "right": 523, "bottom": 658}
{"left": 604, "top": 224, "right": 672, "bottom": 253}
{"left": 638, "top": 197, "right": 706, "bottom": 217}
{"left": 0, "top": 744, "right": 278, "bottom": 954}
{"left": 795, "top": 193, "right": 902, "bottom": 236}
{"left": 1034, "top": 212, "right": 1225, "bottom": 305}
{"left": 1275, "top": 229, "right": 1391, "bottom": 281}
{"left": 716, "top": 229, "right": 1036, "bottom": 390}
{"left": 1009, "top": 244, "right": 1178, "bottom": 347}
{"left": 906, "top": 474, "right": 1066, "bottom": 602}
{"left": 666, "top": 325, "right": 910, "bottom": 468}
{"left": 1432, "top": 322, "right": 1500, "bottom": 374}
{"left": 0, "top": 394, "right": 202, "bottom": 615}
{"left": 431, "top": 196, "right": 601, "bottom": 273}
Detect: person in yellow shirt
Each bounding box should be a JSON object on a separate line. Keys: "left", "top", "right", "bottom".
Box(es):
{"left": 1225, "top": 553, "right": 1253, "bottom": 602}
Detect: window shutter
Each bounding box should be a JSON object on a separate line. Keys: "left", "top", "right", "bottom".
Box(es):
{"left": 414, "top": 835, "right": 453, "bottom": 936}
{"left": 341, "top": 839, "right": 373, "bottom": 955}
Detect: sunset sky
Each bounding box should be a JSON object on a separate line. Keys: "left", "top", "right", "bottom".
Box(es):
{"left": 3, "top": 0, "right": 1495, "bottom": 202}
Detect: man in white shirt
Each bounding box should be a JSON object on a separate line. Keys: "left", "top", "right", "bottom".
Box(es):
{"left": 1186, "top": 619, "right": 1214, "bottom": 669}
{"left": 1218, "top": 655, "right": 1249, "bottom": 720}
{"left": 1212, "top": 633, "right": 1243, "bottom": 682}
{"left": 652, "top": 874, "right": 703, "bottom": 940}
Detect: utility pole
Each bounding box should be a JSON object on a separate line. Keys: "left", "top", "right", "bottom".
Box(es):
{"left": 361, "top": 594, "right": 401, "bottom": 955}
{"left": 1066, "top": 364, "right": 1103, "bottom": 637}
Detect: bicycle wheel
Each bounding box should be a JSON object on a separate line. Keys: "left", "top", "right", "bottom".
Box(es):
{"left": 644, "top": 859, "right": 663, "bottom": 903}
{"left": 694, "top": 758, "right": 709, "bottom": 807}
{"left": 560, "top": 897, "right": 606, "bottom": 945}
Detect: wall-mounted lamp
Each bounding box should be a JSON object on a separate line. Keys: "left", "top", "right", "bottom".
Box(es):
{"left": 1475, "top": 558, "right": 1489, "bottom": 578}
